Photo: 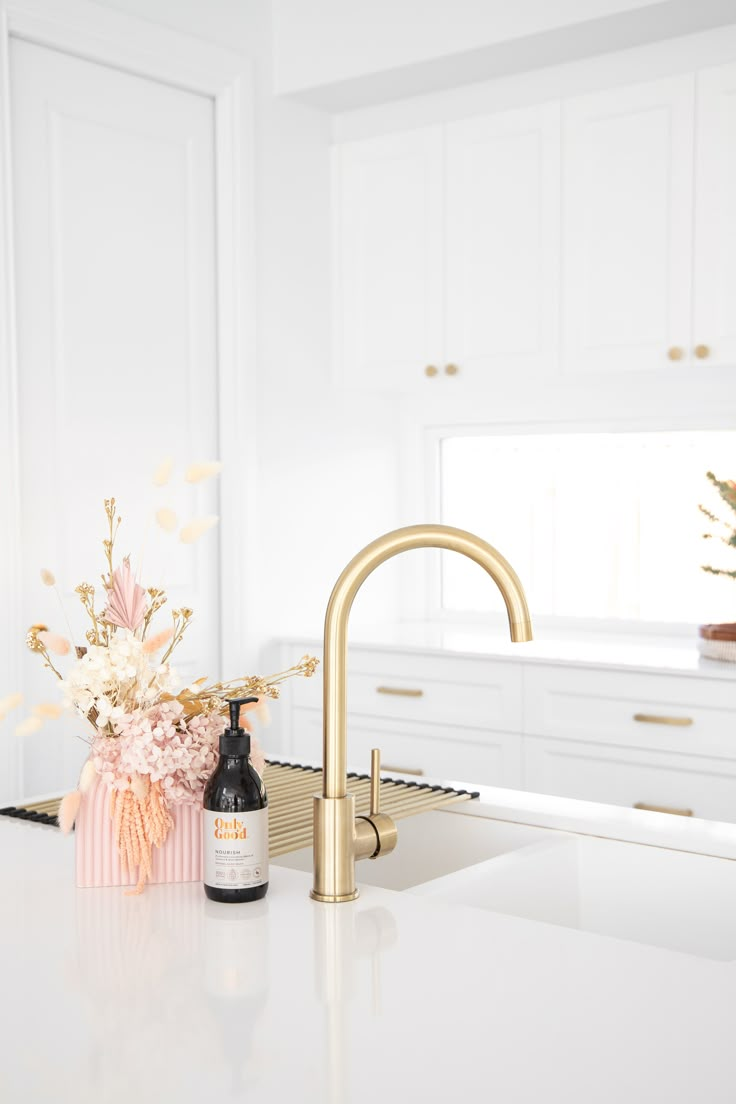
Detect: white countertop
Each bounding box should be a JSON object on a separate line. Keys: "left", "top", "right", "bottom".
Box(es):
{"left": 3, "top": 816, "right": 734, "bottom": 1104}
{"left": 280, "top": 622, "right": 736, "bottom": 679}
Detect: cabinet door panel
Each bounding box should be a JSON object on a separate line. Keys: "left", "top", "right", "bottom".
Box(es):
{"left": 446, "top": 104, "right": 560, "bottom": 380}
{"left": 334, "top": 128, "right": 443, "bottom": 390}
{"left": 523, "top": 664, "right": 736, "bottom": 759}
{"left": 286, "top": 644, "right": 523, "bottom": 731}
{"left": 525, "top": 735, "right": 736, "bottom": 823}
{"left": 562, "top": 76, "right": 694, "bottom": 373}
{"left": 290, "top": 707, "right": 522, "bottom": 789}
{"left": 693, "top": 61, "right": 736, "bottom": 368}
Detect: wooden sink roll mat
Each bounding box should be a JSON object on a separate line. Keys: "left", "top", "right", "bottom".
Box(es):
{"left": 0, "top": 760, "right": 479, "bottom": 856}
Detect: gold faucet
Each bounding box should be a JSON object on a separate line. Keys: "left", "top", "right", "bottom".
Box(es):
{"left": 311, "top": 524, "right": 533, "bottom": 903}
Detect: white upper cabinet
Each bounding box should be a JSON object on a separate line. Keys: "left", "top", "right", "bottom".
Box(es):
{"left": 445, "top": 104, "right": 560, "bottom": 382}
{"left": 333, "top": 128, "right": 443, "bottom": 390}
{"left": 561, "top": 76, "right": 694, "bottom": 375}
{"left": 693, "top": 61, "right": 736, "bottom": 369}
{"left": 334, "top": 59, "right": 736, "bottom": 394}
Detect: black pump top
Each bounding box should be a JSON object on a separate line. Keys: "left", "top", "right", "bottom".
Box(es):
{"left": 228, "top": 696, "right": 258, "bottom": 734}
{"left": 220, "top": 696, "right": 259, "bottom": 757}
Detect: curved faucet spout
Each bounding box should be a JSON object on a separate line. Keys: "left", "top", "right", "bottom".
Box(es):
{"left": 312, "top": 524, "right": 533, "bottom": 902}
{"left": 322, "top": 525, "right": 532, "bottom": 795}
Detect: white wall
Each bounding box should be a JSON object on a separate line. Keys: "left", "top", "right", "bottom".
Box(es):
{"left": 91, "top": 0, "right": 404, "bottom": 664}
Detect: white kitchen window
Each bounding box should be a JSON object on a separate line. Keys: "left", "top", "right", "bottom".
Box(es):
{"left": 439, "top": 431, "right": 736, "bottom": 626}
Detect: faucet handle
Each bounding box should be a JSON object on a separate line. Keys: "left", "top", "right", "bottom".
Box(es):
{"left": 362, "top": 746, "right": 397, "bottom": 860}
{"left": 370, "top": 748, "right": 381, "bottom": 817}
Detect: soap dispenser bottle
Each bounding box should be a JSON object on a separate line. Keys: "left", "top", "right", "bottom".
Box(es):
{"left": 203, "top": 696, "right": 269, "bottom": 903}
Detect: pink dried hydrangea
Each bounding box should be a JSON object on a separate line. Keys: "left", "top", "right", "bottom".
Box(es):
{"left": 91, "top": 700, "right": 266, "bottom": 806}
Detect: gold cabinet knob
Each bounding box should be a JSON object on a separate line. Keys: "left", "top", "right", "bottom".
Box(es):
{"left": 444, "top": 363, "right": 460, "bottom": 376}
{"left": 694, "top": 344, "right": 710, "bottom": 359}
{"left": 667, "top": 346, "right": 683, "bottom": 361}
{"left": 424, "top": 365, "right": 438, "bottom": 378}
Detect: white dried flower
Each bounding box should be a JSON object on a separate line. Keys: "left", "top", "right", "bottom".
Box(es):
{"left": 59, "top": 631, "right": 179, "bottom": 726}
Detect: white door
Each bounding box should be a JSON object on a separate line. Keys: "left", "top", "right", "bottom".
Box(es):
{"left": 561, "top": 75, "right": 694, "bottom": 374}
{"left": 10, "top": 40, "right": 220, "bottom": 796}
{"left": 445, "top": 104, "right": 560, "bottom": 384}
{"left": 693, "top": 61, "right": 736, "bottom": 370}
{"left": 334, "top": 127, "right": 443, "bottom": 391}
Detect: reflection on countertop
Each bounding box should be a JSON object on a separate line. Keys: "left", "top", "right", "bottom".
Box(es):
{"left": 1, "top": 815, "right": 735, "bottom": 1104}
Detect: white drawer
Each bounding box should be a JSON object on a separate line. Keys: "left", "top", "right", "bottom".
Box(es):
{"left": 525, "top": 734, "right": 736, "bottom": 823}
{"left": 288, "top": 646, "right": 523, "bottom": 733}
{"left": 523, "top": 665, "right": 736, "bottom": 758}
{"left": 290, "top": 707, "right": 522, "bottom": 789}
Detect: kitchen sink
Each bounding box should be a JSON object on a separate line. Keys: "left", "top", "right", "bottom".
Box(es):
{"left": 271, "top": 807, "right": 551, "bottom": 891}
{"left": 274, "top": 800, "right": 736, "bottom": 960}
{"left": 411, "top": 833, "right": 736, "bottom": 960}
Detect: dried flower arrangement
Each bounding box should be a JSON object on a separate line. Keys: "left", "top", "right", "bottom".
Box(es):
{"left": 14, "top": 468, "right": 318, "bottom": 893}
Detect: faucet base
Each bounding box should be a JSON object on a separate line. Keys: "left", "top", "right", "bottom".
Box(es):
{"left": 312, "top": 794, "right": 361, "bottom": 902}
{"left": 310, "top": 889, "right": 359, "bottom": 903}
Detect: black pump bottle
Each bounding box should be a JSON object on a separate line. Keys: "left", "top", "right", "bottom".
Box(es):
{"left": 202, "top": 696, "right": 269, "bottom": 903}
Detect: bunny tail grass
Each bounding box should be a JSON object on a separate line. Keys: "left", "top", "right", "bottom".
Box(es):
{"left": 179, "top": 515, "right": 219, "bottom": 544}
{"left": 58, "top": 790, "right": 82, "bottom": 834}
{"left": 78, "top": 760, "right": 97, "bottom": 795}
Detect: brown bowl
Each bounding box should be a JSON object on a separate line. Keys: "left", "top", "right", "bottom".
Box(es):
{"left": 699, "top": 622, "right": 736, "bottom": 642}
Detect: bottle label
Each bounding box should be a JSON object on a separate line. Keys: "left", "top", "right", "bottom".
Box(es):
{"left": 203, "top": 808, "right": 269, "bottom": 890}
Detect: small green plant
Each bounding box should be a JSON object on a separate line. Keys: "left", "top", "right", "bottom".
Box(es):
{"left": 700, "top": 471, "right": 736, "bottom": 579}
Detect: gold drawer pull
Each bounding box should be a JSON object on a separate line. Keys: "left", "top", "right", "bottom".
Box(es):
{"left": 376, "top": 686, "right": 424, "bottom": 698}
{"left": 383, "top": 763, "right": 425, "bottom": 777}
{"left": 633, "top": 802, "right": 693, "bottom": 817}
{"left": 633, "top": 713, "right": 693, "bottom": 727}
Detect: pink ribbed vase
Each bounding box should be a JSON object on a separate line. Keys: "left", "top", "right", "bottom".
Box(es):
{"left": 75, "top": 774, "right": 203, "bottom": 888}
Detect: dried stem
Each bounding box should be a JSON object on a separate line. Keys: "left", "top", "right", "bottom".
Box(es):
{"left": 52, "top": 585, "right": 78, "bottom": 654}
{"left": 176, "top": 655, "right": 320, "bottom": 719}
{"left": 159, "top": 607, "right": 193, "bottom": 665}
{"left": 25, "top": 629, "right": 64, "bottom": 681}
{"left": 75, "top": 583, "right": 101, "bottom": 646}
{"left": 141, "top": 587, "right": 168, "bottom": 639}
{"left": 102, "top": 497, "right": 121, "bottom": 591}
